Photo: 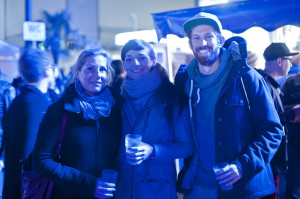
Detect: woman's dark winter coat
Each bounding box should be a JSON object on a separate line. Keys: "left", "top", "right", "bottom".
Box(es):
{"left": 32, "top": 84, "right": 123, "bottom": 199}
{"left": 116, "top": 65, "right": 194, "bottom": 199}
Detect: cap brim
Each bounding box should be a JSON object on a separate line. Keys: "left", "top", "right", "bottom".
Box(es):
{"left": 288, "top": 52, "right": 299, "bottom": 56}
{"left": 184, "top": 18, "right": 220, "bottom": 34}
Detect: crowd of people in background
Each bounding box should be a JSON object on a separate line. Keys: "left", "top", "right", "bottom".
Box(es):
{"left": 0, "top": 12, "right": 300, "bottom": 199}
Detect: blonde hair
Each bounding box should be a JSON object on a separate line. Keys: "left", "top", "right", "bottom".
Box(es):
{"left": 69, "top": 48, "right": 113, "bottom": 85}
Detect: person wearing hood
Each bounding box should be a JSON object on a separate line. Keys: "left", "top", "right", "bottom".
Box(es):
{"left": 175, "top": 12, "right": 283, "bottom": 199}
{"left": 115, "top": 39, "right": 194, "bottom": 199}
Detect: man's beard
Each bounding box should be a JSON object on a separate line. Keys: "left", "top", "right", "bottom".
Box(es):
{"left": 194, "top": 46, "right": 219, "bottom": 66}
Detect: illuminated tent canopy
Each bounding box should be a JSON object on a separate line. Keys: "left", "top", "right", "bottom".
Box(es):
{"left": 0, "top": 39, "right": 20, "bottom": 61}
{"left": 0, "top": 39, "right": 20, "bottom": 82}
{"left": 152, "top": 0, "right": 300, "bottom": 40}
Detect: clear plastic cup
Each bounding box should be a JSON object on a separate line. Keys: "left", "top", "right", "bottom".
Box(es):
{"left": 125, "top": 134, "right": 142, "bottom": 150}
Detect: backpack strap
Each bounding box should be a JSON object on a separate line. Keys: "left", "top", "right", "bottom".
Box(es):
{"left": 55, "top": 112, "right": 67, "bottom": 160}
{"left": 174, "top": 64, "right": 189, "bottom": 95}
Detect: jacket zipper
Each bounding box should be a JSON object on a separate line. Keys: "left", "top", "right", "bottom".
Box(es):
{"left": 96, "top": 120, "right": 100, "bottom": 175}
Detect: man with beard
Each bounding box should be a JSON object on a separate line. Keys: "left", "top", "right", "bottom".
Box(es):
{"left": 175, "top": 12, "right": 283, "bottom": 199}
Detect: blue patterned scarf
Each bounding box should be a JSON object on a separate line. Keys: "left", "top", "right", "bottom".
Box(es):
{"left": 75, "top": 80, "right": 115, "bottom": 120}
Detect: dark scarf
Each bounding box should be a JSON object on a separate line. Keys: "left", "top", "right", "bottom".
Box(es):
{"left": 75, "top": 80, "right": 115, "bottom": 120}
{"left": 121, "top": 65, "right": 162, "bottom": 99}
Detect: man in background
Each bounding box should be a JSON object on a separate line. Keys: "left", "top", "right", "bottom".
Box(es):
{"left": 111, "top": 59, "right": 125, "bottom": 94}
{"left": 282, "top": 72, "right": 300, "bottom": 199}
{"left": 258, "top": 42, "right": 299, "bottom": 199}
{"left": 3, "top": 48, "right": 55, "bottom": 199}
{"left": 278, "top": 53, "right": 300, "bottom": 87}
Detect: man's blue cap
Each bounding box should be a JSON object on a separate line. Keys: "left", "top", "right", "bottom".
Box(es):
{"left": 183, "top": 12, "right": 223, "bottom": 34}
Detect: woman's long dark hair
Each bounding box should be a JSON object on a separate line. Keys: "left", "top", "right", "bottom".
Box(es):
{"left": 155, "top": 64, "right": 183, "bottom": 133}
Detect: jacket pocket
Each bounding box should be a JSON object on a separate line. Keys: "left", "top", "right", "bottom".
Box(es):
{"left": 138, "top": 178, "right": 177, "bottom": 199}
{"left": 225, "top": 93, "right": 245, "bottom": 107}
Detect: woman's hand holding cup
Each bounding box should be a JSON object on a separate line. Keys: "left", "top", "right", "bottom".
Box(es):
{"left": 126, "top": 142, "right": 154, "bottom": 165}
{"left": 125, "top": 134, "right": 155, "bottom": 165}
{"left": 94, "top": 178, "right": 116, "bottom": 199}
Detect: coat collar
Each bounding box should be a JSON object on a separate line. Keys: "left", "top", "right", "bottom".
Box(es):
{"left": 220, "top": 58, "right": 251, "bottom": 96}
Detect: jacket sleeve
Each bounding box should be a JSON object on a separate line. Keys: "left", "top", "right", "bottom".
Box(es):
{"left": 153, "top": 106, "right": 194, "bottom": 161}
{"left": 232, "top": 70, "right": 283, "bottom": 179}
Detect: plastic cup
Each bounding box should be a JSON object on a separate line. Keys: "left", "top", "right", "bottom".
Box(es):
{"left": 125, "top": 134, "right": 142, "bottom": 150}
{"left": 101, "top": 169, "right": 118, "bottom": 183}
{"left": 213, "top": 162, "right": 233, "bottom": 191}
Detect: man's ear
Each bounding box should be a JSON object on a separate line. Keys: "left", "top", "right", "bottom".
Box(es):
{"left": 276, "top": 57, "right": 282, "bottom": 66}
{"left": 44, "top": 67, "right": 52, "bottom": 78}
{"left": 218, "top": 36, "right": 225, "bottom": 47}
{"left": 189, "top": 39, "right": 192, "bottom": 49}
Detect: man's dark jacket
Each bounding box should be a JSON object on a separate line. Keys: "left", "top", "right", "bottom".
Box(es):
{"left": 3, "top": 85, "right": 51, "bottom": 199}
{"left": 175, "top": 37, "right": 283, "bottom": 199}
{"left": 256, "top": 69, "right": 287, "bottom": 173}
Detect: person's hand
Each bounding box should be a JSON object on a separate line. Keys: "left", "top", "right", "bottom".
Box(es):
{"left": 215, "top": 164, "right": 242, "bottom": 189}
{"left": 94, "top": 178, "right": 116, "bottom": 199}
{"left": 292, "top": 104, "right": 300, "bottom": 122}
{"left": 177, "top": 192, "right": 184, "bottom": 199}
{"left": 0, "top": 160, "right": 4, "bottom": 172}
{"left": 126, "top": 142, "right": 153, "bottom": 165}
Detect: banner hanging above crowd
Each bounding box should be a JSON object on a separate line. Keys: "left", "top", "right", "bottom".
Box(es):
{"left": 152, "top": 0, "right": 300, "bottom": 40}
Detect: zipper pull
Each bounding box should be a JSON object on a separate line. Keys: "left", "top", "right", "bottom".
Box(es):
{"left": 96, "top": 120, "right": 100, "bottom": 129}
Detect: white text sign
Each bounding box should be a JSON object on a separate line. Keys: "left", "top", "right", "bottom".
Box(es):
{"left": 23, "top": 22, "right": 46, "bottom": 41}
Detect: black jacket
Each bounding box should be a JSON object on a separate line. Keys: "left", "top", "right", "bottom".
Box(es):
{"left": 256, "top": 69, "right": 287, "bottom": 173}
{"left": 282, "top": 73, "right": 300, "bottom": 145}
{"left": 32, "top": 84, "right": 123, "bottom": 199}
{"left": 3, "top": 85, "right": 51, "bottom": 199}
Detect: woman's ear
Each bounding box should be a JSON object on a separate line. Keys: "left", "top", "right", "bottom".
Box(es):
{"left": 74, "top": 69, "right": 79, "bottom": 79}
{"left": 149, "top": 51, "right": 156, "bottom": 65}
{"left": 151, "top": 58, "right": 157, "bottom": 66}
